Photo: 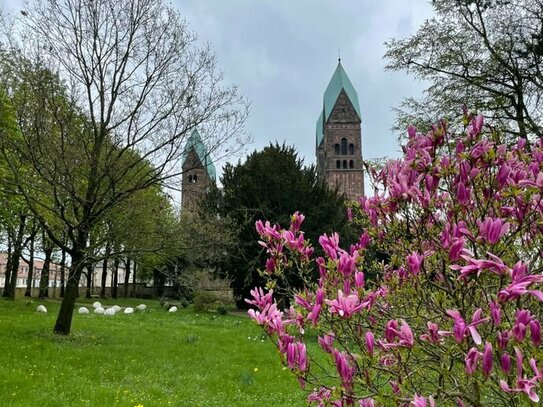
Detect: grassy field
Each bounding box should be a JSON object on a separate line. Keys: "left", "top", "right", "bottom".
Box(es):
{"left": 0, "top": 298, "right": 306, "bottom": 407}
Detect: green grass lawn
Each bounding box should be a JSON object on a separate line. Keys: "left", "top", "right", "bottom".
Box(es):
{"left": 0, "top": 298, "right": 306, "bottom": 407}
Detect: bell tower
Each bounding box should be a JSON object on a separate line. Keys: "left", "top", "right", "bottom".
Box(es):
{"left": 181, "top": 129, "right": 216, "bottom": 211}
{"left": 316, "top": 60, "right": 364, "bottom": 200}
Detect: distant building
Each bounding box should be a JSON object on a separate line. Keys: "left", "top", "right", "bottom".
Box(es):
{"left": 0, "top": 252, "right": 129, "bottom": 297}
{"left": 0, "top": 252, "right": 62, "bottom": 294}
{"left": 316, "top": 60, "right": 364, "bottom": 200}
{"left": 181, "top": 128, "right": 217, "bottom": 211}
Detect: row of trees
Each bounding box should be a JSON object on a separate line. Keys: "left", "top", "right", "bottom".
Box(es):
{"left": 0, "top": 0, "right": 248, "bottom": 335}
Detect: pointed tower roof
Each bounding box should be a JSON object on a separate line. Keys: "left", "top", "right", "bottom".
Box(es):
{"left": 316, "top": 60, "right": 361, "bottom": 147}
{"left": 323, "top": 61, "right": 361, "bottom": 121}
{"left": 183, "top": 128, "right": 216, "bottom": 182}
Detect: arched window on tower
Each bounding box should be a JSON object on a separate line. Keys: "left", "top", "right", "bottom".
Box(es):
{"left": 340, "top": 138, "right": 347, "bottom": 155}
{"left": 349, "top": 160, "right": 354, "bottom": 169}
{"left": 349, "top": 143, "right": 354, "bottom": 155}
{"left": 342, "top": 160, "right": 347, "bottom": 169}
{"left": 193, "top": 175, "right": 198, "bottom": 183}
{"left": 334, "top": 144, "right": 340, "bottom": 155}
{"left": 188, "top": 175, "right": 193, "bottom": 183}
{"left": 336, "top": 160, "right": 341, "bottom": 169}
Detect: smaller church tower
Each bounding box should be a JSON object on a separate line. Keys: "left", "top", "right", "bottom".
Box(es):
{"left": 181, "top": 129, "right": 216, "bottom": 211}
{"left": 316, "top": 60, "right": 364, "bottom": 200}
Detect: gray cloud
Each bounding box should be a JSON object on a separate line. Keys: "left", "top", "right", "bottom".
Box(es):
{"left": 2, "top": 0, "right": 435, "bottom": 187}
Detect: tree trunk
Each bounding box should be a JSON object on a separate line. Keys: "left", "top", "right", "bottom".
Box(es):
{"left": 60, "top": 248, "right": 66, "bottom": 297}
{"left": 100, "top": 256, "right": 108, "bottom": 298}
{"left": 123, "top": 258, "right": 131, "bottom": 297}
{"left": 85, "top": 263, "right": 93, "bottom": 298}
{"left": 54, "top": 232, "right": 87, "bottom": 335}
{"left": 132, "top": 262, "right": 137, "bottom": 298}
{"left": 25, "top": 232, "right": 36, "bottom": 297}
{"left": 39, "top": 243, "right": 53, "bottom": 299}
{"left": 153, "top": 268, "right": 165, "bottom": 298}
{"left": 112, "top": 257, "right": 119, "bottom": 299}
{"left": 6, "top": 215, "right": 27, "bottom": 299}
{"left": 3, "top": 233, "right": 12, "bottom": 297}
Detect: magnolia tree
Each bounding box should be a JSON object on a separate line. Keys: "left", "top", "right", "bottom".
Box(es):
{"left": 247, "top": 114, "right": 543, "bottom": 406}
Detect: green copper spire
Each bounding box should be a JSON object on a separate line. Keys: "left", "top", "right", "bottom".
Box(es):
{"left": 323, "top": 61, "right": 361, "bottom": 121}
{"left": 316, "top": 61, "right": 361, "bottom": 147}
{"left": 183, "top": 128, "right": 216, "bottom": 181}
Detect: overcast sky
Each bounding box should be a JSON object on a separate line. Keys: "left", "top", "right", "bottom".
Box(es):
{"left": 1, "top": 0, "right": 435, "bottom": 185}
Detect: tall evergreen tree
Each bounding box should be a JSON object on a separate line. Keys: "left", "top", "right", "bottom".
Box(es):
{"left": 208, "top": 143, "right": 353, "bottom": 308}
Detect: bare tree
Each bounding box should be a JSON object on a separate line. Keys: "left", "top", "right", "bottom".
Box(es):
{"left": 0, "top": 0, "right": 248, "bottom": 334}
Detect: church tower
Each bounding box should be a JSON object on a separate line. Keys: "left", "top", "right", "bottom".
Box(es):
{"left": 316, "top": 60, "right": 364, "bottom": 200}
{"left": 181, "top": 129, "right": 216, "bottom": 211}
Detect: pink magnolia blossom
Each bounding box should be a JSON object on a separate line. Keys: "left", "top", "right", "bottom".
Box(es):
{"left": 483, "top": 342, "right": 493, "bottom": 377}
{"left": 500, "top": 353, "right": 512, "bottom": 373}
{"left": 500, "top": 378, "right": 540, "bottom": 403}
{"left": 513, "top": 309, "right": 532, "bottom": 342}
{"left": 450, "top": 252, "right": 509, "bottom": 279}
{"left": 498, "top": 262, "right": 543, "bottom": 302}
{"left": 465, "top": 347, "right": 482, "bottom": 374}
{"left": 379, "top": 319, "right": 414, "bottom": 349}
{"left": 446, "top": 308, "right": 489, "bottom": 344}
{"left": 332, "top": 350, "right": 355, "bottom": 390}
{"left": 286, "top": 341, "right": 308, "bottom": 372}
{"left": 319, "top": 233, "right": 341, "bottom": 260}
{"left": 289, "top": 211, "right": 305, "bottom": 232}
{"left": 365, "top": 331, "right": 374, "bottom": 356}
{"left": 420, "top": 321, "right": 442, "bottom": 343}
{"left": 247, "top": 303, "right": 284, "bottom": 336}
{"left": 337, "top": 252, "right": 356, "bottom": 276}
{"left": 325, "top": 290, "right": 366, "bottom": 318}
{"left": 359, "top": 399, "right": 375, "bottom": 407}
{"left": 411, "top": 394, "right": 435, "bottom": 407}
{"left": 489, "top": 300, "right": 501, "bottom": 326}
{"left": 477, "top": 217, "right": 510, "bottom": 245}
{"left": 407, "top": 251, "right": 423, "bottom": 275}
{"left": 246, "top": 287, "right": 273, "bottom": 309}
{"left": 318, "top": 333, "right": 335, "bottom": 353}
{"left": 354, "top": 271, "right": 365, "bottom": 288}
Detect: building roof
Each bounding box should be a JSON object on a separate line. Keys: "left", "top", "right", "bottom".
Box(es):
{"left": 183, "top": 129, "right": 216, "bottom": 182}
{"left": 316, "top": 61, "right": 361, "bottom": 147}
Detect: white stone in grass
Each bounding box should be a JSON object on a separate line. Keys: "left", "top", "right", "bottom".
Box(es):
{"left": 112, "top": 305, "right": 121, "bottom": 312}
{"left": 124, "top": 307, "right": 134, "bottom": 314}
{"left": 104, "top": 307, "right": 116, "bottom": 316}
{"left": 78, "top": 307, "right": 90, "bottom": 314}
{"left": 92, "top": 301, "right": 102, "bottom": 309}
{"left": 136, "top": 304, "right": 147, "bottom": 311}
{"left": 168, "top": 306, "right": 178, "bottom": 313}
{"left": 94, "top": 307, "right": 105, "bottom": 314}
{"left": 36, "top": 305, "right": 47, "bottom": 313}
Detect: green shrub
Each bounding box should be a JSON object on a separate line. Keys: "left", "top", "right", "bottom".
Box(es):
{"left": 192, "top": 291, "right": 219, "bottom": 312}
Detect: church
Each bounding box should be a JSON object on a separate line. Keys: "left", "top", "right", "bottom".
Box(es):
{"left": 315, "top": 60, "right": 364, "bottom": 201}
{"left": 181, "top": 60, "right": 364, "bottom": 209}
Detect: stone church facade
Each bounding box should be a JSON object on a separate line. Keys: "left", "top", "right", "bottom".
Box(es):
{"left": 181, "top": 129, "right": 216, "bottom": 211}
{"left": 316, "top": 61, "right": 364, "bottom": 200}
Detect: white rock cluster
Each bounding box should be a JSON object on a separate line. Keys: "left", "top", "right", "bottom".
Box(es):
{"left": 168, "top": 306, "right": 178, "bottom": 313}
{"left": 104, "top": 307, "right": 116, "bottom": 316}
{"left": 77, "top": 302, "right": 149, "bottom": 316}
{"left": 36, "top": 305, "right": 47, "bottom": 313}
